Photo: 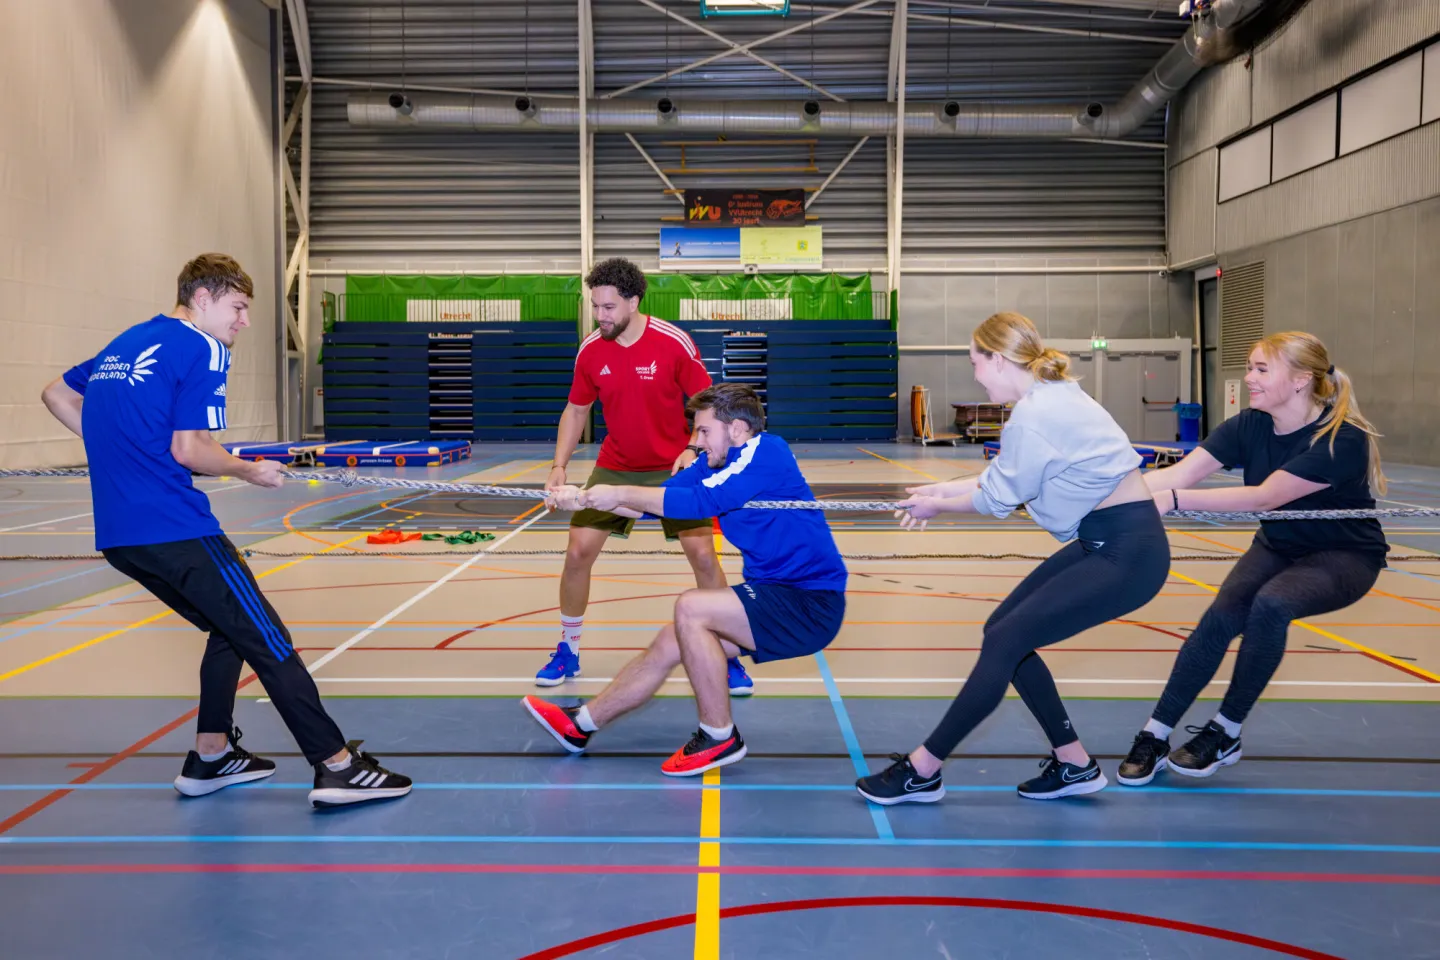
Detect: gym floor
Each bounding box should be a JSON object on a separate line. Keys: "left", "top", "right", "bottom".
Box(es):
{"left": 0, "top": 443, "right": 1437, "bottom": 959}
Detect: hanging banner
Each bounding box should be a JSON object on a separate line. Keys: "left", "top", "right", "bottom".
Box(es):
{"left": 405, "top": 299, "right": 521, "bottom": 322}
{"left": 739, "top": 226, "right": 823, "bottom": 267}
{"left": 685, "top": 189, "right": 805, "bottom": 227}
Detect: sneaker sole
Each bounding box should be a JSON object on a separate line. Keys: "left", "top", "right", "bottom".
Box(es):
{"left": 309, "top": 785, "right": 413, "bottom": 808}
{"left": 533, "top": 669, "right": 580, "bottom": 688}
{"left": 1116, "top": 757, "right": 1169, "bottom": 788}
{"left": 661, "top": 744, "right": 748, "bottom": 777}
{"left": 855, "top": 784, "right": 946, "bottom": 806}
{"left": 728, "top": 686, "right": 754, "bottom": 698}
{"left": 1168, "top": 749, "right": 1242, "bottom": 779}
{"left": 521, "top": 696, "right": 587, "bottom": 754}
{"left": 173, "top": 768, "right": 276, "bottom": 797}
{"left": 1018, "top": 773, "right": 1109, "bottom": 800}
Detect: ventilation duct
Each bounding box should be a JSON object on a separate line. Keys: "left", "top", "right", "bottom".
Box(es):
{"left": 349, "top": 0, "right": 1278, "bottom": 140}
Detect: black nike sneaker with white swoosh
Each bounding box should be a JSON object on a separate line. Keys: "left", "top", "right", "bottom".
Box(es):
{"left": 308, "top": 740, "right": 413, "bottom": 808}
{"left": 1168, "top": 721, "right": 1242, "bottom": 778}
{"left": 855, "top": 753, "right": 945, "bottom": 805}
{"left": 1017, "top": 757, "right": 1107, "bottom": 799}
{"left": 173, "top": 727, "right": 276, "bottom": 797}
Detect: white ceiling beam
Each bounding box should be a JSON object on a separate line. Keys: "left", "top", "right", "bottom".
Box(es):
{"left": 607, "top": 0, "right": 880, "bottom": 99}
{"left": 283, "top": 0, "right": 312, "bottom": 83}
{"left": 618, "top": 0, "right": 848, "bottom": 102}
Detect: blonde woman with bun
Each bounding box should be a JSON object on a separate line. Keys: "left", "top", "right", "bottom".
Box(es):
{"left": 856, "top": 312, "right": 1170, "bottom": 806}
{"left": 1118, "top": 332, "right": 1388, "bottom": 786}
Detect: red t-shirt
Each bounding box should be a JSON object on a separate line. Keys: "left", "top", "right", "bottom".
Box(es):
{"left": 568, "top": 316, "right": 712, "bottom": 472}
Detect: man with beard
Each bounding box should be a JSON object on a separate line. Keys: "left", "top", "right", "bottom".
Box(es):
{"left": 536, "top": 258, "right": 752, "bottom": 695}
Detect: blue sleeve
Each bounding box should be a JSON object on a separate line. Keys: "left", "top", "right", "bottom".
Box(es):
{"left": 663, "top": 437, "right": 777, "bottom": 519}
{"left": 663, "top": 458, "right": 708, "bottom": 489}
{"left": 62, "top": 357, "right": 95, "bottom": 396}
{"left": 173, "top": 341, "right": 230, "bottom": 432}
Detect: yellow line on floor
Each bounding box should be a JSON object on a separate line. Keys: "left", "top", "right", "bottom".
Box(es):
{"left": 0, "top": 534, "right": 370, "bottom": 685}
{"left": 1166, "top": 569, "right": 1440, "bottom": 683}
{"left": 856, "top": 447, "right": 941, "bottom": 482}
{"left": 694, "top": 766, "right": 722, "bottom": 960}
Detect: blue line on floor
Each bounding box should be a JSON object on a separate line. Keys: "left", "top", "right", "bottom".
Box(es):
{"left": 4, "top": 834, "right": 1438, "bottom": 854}
{"left": 4, "top": 783, "right": 1438, "bottom": 798}
{"left": 0, "top": 585, "right": 149, "bottom": 645}
{"left": 815, "top": 649, "right": 893, "bottom": 840}
{"left": 334, "top": 492, "right": 435, "bottom": 530}
{"left": 0, "top": 566, "right": 107, "bottom": 602}
{"left": 1382, "top": 564, "right": 1440, "bottom": 587}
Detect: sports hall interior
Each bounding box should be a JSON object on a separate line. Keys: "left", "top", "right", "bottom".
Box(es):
{"left": 2, "top": 1, "right": 1439, "bottom": 957}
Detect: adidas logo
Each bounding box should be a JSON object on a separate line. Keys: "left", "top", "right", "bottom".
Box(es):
{"left": 214, "top": 383, "right": 227, "bottom": 397}
{"left": 599, "top": 365, "right": 611, "bottom": 376}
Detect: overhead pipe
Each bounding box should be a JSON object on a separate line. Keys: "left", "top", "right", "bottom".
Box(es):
{"left": 348, "top": 0, "right": 1274, "bottom": 140}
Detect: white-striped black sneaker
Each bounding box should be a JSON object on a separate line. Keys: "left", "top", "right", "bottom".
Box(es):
{"left": 308, "top": 740, "right": 413, "bottom": 808}
{"left": 855, "top": 753, "right": 945, "bottom": 805}
{"left": 173, "top": 727, "right": 276, "bottom": 797}
{"left": 1017, "top": 757, "right": 1107, "bottom": 800}
{"left": 1169, "top": 722, "right": 1242, "bottom": 778}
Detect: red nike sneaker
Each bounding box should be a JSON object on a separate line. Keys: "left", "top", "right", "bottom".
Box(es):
{"left": 521, "top": 695, "right": 591, "bottom": 754}
{"left": 660, "top": 727, "right": 747, "bottom": 777}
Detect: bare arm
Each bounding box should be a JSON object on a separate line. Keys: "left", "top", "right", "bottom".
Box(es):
{"left": 581, "top": 484, "right": 664, "bottom": 520}
{"left": 1144, "top": 448, "right": 1224, "bottom": 493}
{"left": 41, "top": 378, "right": 85, "bottom": 438}
{"left": 172, "top": 431, "right": 282, "bottom": 488}
{"left": 548, "top": 402, "right": 593, "bottom": 491}
{"left": 1158, "top": 471, "right": 1328, "bottom": 515}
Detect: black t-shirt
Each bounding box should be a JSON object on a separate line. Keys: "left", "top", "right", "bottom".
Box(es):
{"left": 1200, "top": 409, "right": 1388, "bottom": 564}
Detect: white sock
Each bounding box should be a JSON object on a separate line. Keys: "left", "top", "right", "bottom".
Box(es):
{"left": 560, "top": 615, "right": 583, "bottom": 655}
{"left": 1143, "top": 719, "right": 1173, "bottom": 740}
{"left": 699, "top": 721, "right": 734, "bottom": 741}
{"left": 574, "top": 705, "right": 598, "bottom": 732}
{"left": 199, "top": 749, "right": 228, "bottom": 762}
{"left": 324, "top": 753, "right": 352, "bottom": 772}
{"left": 1213, "top": 713, "right": 1242, "bottom": 738}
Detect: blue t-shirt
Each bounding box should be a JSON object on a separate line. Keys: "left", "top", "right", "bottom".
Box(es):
{"left": 64, "top": 315, "right": 232, "bottom": 549}
{"left": 662, "top": 433, "right": 848, "bottom": 592}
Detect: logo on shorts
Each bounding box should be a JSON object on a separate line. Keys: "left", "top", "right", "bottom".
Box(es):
{"left": 741, "top": 584, "right": 756, "bottom": 599}
{"left": 635, "top": 360, "right": 657, "bottom": 380}
{"left": 599, "top": 365, "right": 611, "bottom": 376}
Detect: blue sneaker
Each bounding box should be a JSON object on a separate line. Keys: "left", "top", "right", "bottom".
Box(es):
{"left": 727, "top": 658, "right": 754, "bottom": 697}
{"left": 535, "top": 644, "right": 581, "bottom": 687}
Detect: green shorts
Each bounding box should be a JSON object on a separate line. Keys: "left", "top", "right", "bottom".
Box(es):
{"left": 570, "top": 466, "right": 712, "bottom": 541}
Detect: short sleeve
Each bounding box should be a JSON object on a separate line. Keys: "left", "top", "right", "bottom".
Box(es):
{"left": 1280, "top": 424, "right": 1368, "bottom": 486}
{"left": 174, "top": 343, "right": 230, "bottom": 431}
{"left": 568, "top": 351, "right": 598, "bottom": 405}
{"left": 1199, "top": 413, "right": 1247, "bottom": 469}
{"left": 677, "top": 348, "right": 711, "bottom": 398}
{"left": 62, "top": 357, "right": 95, "bottom": 395}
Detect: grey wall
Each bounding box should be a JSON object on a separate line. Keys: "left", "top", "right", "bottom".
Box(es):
{"left": 898, "top": 267, "right": 1193, "bottom": 437}
{"left": 1219, "top": 196, "right": 1440, "bottom": 467}
{"left": 0, "top": 0, "right": 278, "bottom": 467}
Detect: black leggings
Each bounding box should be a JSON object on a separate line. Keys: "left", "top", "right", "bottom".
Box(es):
{"left": 923, "top": 500, "right": 1171, "bottom": 760}
{"left": 1152, "top": 540, "right": 1381, "bottom": 727}
{"left": 104, "top": 535, "right": 347, "bottom": 764}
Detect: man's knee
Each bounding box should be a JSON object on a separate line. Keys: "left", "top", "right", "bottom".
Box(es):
{"left": 674, "top": 588, "right": 708, "bottom": 628}
{"left": 563, "top": 531, "right": 605, "bottom": 570}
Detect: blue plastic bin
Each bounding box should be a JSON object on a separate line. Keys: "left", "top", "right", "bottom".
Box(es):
{"left": 1174, "top": 403, "right": 1202, "bottom": 442}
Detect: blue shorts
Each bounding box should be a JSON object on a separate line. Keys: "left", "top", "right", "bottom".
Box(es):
{"left": 732, "top": 582, "right": 846, "bottom": 664}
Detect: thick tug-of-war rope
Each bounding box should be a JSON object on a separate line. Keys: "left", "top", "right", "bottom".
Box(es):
{"left": 3, "top": 467, "right": 1438, "bottom": 522}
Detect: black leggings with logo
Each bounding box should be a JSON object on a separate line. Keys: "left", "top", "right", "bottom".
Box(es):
{"left": 924, "top": 501, "right": 1172, "bottom": 760}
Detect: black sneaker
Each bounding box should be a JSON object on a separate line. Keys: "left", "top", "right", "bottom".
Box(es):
{"left": 854, "top": 753, "right": 945, "bottom": 805}
{"left": 308, "top": 740, "right": 413, "bottom": 808}
{"left": 1117, "top": 731, "right": 1171, "bottom": 787}
{"left": 1017, "top": 757, "right": 1107, "bottom": 800}
{"left": 173, "top": 727, "right": 276, "bottom": 797}
{"left": 1169, "top": 722, "right": 1242, "bottom": 778}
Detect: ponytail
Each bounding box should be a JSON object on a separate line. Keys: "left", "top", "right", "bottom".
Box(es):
{"left": 973, "top": 312, "right": 1074, "bottom": 384}
{"left": 1255, "top": 332, "right": 1387, "bottom": 495}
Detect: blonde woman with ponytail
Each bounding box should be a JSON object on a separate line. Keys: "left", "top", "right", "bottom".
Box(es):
{"left": 1118, "top": 332, "right": 1389, "bottom": 786}
{"left": 857, "top": 313, "right": 1171, "bottom": 806}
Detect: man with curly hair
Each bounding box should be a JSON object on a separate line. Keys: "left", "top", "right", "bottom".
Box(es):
{"left": 538, "top": 257, "right": 753, "bottom": 695}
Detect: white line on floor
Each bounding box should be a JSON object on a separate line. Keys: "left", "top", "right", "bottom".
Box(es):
{"left": 0, "top": 482, "right": 249, "bottom": 533}
{"left": 310, "top": 677, "right": 1435, "bottom": 688}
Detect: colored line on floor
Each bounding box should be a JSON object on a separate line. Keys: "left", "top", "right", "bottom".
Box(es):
{"left": 5, "top": 835, "right": 1438, "bottom": 855}
{"left": 694, "top": 767, "right": 720, "bottom": 960}
{"left": 309, "top": 676, "right": 1438, "bottom": 688}
{"left": 1167, "top": 569, "right": 1440, "bottom": 684}
{"left": 855, "top": 447, "right": 941, "bottom": 482}
{"left": 815, "top": 649, "right": 893, "bottom": 840}
{"left": 516, "top": 895, "right": 1345, "bottom": 960}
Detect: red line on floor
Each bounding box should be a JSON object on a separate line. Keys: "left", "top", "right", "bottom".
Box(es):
{"left": 288, "top": 645, "right": 1353, "bottom": 655}
{"left": 0, "top": 676, "right": 258, "bottom": 837}
{"left": 4, "top": 864, "right": 1434, "bottom": 888}
{"left": 516, "top": 894, "right": 1348, "bottom": 960}
{"left": 434, "top": 592, "right": 684, "bottom": 648}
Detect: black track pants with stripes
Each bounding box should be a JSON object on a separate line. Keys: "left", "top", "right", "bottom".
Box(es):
{"left": 103, "top": 535, "right": 347, "bottom": 764}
